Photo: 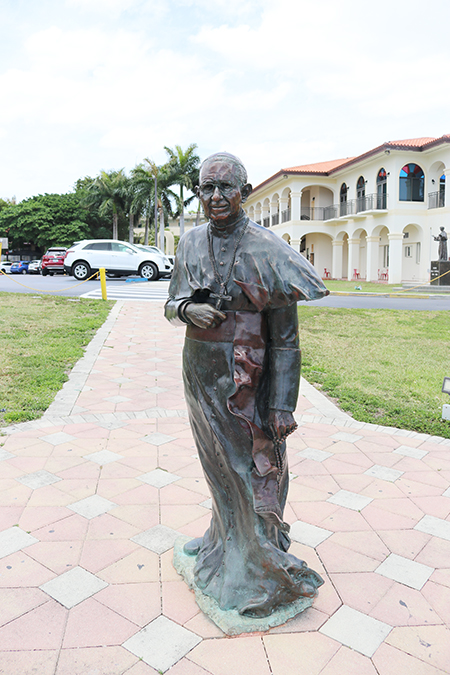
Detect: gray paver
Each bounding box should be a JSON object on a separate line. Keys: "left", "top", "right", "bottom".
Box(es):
{"left": 0, "top": 448, "right": 15, "bottom": 461}
{"left": 123, "top": 615, "right": 202, "bottom": 672}
{"left": 297, "top": 447, "right": 333, "bottom": 462}
{"left": 320, "top": 605, "right": 392, "bottom": 657}
{"left": 375, "top": 553, "right": 434, "bottom": 590}
{"left": 414, "top": 514, "right": 450, "bottom": 542}
{"left": 327, "top": 489, "right": 373, "bottom": 511}
{"left": 393, "top": 445, "right": 428, "bottom": 459}
{"left": 0, "top": 527, "right": 39, "bottom": 559}
{"left": 67, "top": 494, "right": 117, "bottom": 519}
{"left": 16, "top": 470, "right": 62, "bottom": 489}
{"left": 132, "top": 524, "right": 181, "bottom": 554}
{"left": 39, "top": 431, "right": 76, "bottom": 445}
{"left": 84, "top": 449, "right": 124, "bottom": 464}
{"left": 364, "top": 465, "right": 404, "bottom": 482}
{"left": 138, "top": 468, "right": 180, "bottom": 488}
{"left": 330, "top": 431, "right": 363, "bottom": 443}
{"left": 290, "top": 521, "right": 333, "bottom": 547}
{"left": 142, "top": 432, "right": 176, "bottom": 446}
{"left": 40, "top": 566, "right": 108, "bottom": 608}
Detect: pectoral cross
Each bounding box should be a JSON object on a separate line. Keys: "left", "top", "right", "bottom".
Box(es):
{"left": 211, "top": 284, "right": 232, "bottom": 309}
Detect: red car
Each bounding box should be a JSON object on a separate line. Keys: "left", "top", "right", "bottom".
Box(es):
{"left": 41, "top": 247, "right": 67, "bottom": 276}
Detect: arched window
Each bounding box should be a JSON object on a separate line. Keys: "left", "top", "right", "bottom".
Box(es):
{"left": 356, "top": 176, "right": 365, "bottom": 212}
{"left": 340, "top": 183, "right": 348, "bottom": 216}
{"left": 377, "top": 168, "right": 387, "bottom": 209}
{"left": 440, "top": 173, "right": 446, "bottom": 207}
{"left": 399, "top": 163, "right": 424, "bottom": 202}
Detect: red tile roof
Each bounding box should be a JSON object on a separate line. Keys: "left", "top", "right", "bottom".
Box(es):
{"left": 282, "top": 158, "right": 354, "bottom": 173}
{"left": 386, "top": 137, "right": 437, "bottom": 147}
{"left": 252, "top": 135, "right": 450, "bottom": 194}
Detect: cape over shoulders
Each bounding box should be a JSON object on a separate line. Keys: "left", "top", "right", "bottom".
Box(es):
{"left": 173, "top": 218, "right": 329, "bottom": 310}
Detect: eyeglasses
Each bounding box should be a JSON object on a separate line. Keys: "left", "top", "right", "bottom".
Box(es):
{"left": 198, "top": 181, "right": 237, "bottom": 196}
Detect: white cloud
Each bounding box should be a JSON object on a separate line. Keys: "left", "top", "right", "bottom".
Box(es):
{"left": 1, "top": 0, "right": 450, "bottom": 200}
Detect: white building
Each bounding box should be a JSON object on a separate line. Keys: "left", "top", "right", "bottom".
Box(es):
{"left": 244, "top": 136, "right": 450, "bottom": 284}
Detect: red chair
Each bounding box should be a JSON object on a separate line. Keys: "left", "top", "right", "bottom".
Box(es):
{"left": 323, "top": 268, "right": 331, "bottom": 279}
{"left": 353, "top": 269, "right": 360, "bottom": 280}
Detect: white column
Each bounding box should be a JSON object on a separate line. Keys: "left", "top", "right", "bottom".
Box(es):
{"left": 444, "top": 168, "right": 450, "bottom": 207}
{"left": 332, "top": 240, "right": 344, "bottom": 279}
{"left": 255, "top": 205, "right": 262, "bottom": 224}
{"left": 290, "top": 238, "right": 301, "bottom": 253}
{"left": 261, "top": 203, "right": 269, "bottom": 227}
{"left": 347, "top": 238, "right": 361, "bottom": 280}
{"left": 366, "top": 236, "right": 380, "bottom": 282}
{"left": 388, "top": 232, "right": 403, "bottom": 284}
{"left": 290, "top": 191, "right": 301, "bottom": 221}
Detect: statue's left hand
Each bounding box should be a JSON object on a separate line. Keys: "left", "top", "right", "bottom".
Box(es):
{"left": 267, "top": 410, "right": 298, "bottom": 442}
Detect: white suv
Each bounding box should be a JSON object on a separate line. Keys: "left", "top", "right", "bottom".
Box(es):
{"left": 64, "top": 240, "right": 173, "bottom": 281}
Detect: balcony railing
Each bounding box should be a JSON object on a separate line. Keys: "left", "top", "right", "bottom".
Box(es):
{"left": 262, "top": 193, "right": 389, "bottom": 225}
{"left": 300, "top": 193, "right": 388, "bottom": 221}
{"left": 281, "top": 207, "right": 291, "bottom": 223}
{"left": 428, "top": 191, "right": 445, "bottom": 209}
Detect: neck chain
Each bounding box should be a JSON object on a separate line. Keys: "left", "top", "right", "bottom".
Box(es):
{"left": 207, "top": 217, "right": 249, "bottom": 309}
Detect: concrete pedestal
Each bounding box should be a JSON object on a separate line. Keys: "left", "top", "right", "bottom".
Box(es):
{"left": 173, "top": 536, "right": 315, "bottom": 636}
{"left": 430, "top": 261, "right": 450, "bottom": 285}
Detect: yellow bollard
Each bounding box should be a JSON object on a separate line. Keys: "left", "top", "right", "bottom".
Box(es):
{"left": 99, "top": 267, "right": 107, "bottom": 300}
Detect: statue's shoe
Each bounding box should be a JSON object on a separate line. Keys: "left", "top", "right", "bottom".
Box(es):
{"left": 183, "top": 537, "right": 203, "bottom": 556}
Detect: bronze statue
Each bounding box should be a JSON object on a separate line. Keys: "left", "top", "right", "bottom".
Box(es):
{"left": 434, "top": 226, "right": 448, "bottom": 261}
{"left": 165, "top": 152, "right": 329, "bottom": 618}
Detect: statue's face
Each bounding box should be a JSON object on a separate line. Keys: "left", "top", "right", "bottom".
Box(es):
{"left": 197, "top": 161, "right": 243, "bottom": 225}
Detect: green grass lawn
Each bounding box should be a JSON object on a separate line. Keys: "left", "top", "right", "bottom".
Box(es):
{"left": 0, "top": 293, "right": 113, "bottom": 426}
{"left": 325, "top": 280, "right": 407, "bottom": 293}
{"left": 298, "top": 306, "right": 450, "bottom": 438}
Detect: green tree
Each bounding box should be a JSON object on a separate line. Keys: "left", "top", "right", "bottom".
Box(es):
{"left": 164, "top": 143, "right": 200, "bottom": 237}
{"left": 83, "top": 169, "right": 128, "bottom": 240}
{"left": 0, "top": 193, "right": 91, "bottom": 250}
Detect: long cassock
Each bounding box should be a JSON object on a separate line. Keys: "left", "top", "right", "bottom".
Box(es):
{"left": 165, "top": 211, "right": 329, "bottom": 617}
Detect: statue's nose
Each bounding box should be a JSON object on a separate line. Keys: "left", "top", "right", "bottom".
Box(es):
{"left": 212, "top": 187, "right": 222, "bottom": 200}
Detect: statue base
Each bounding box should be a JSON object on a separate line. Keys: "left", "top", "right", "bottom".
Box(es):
{"left": 431, "top": 260, "right": 450, "bottom": 285}
{"left": 173, "top": 536, "right": 315, "bottom": 636}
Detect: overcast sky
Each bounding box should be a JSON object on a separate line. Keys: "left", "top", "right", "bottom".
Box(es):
{"left": 1, "top": 0, "right": 450, "bottom": 202}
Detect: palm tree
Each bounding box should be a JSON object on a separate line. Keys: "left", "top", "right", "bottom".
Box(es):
{"left": 130, "top": 159, "right": 178, "bottom": 249}
{"left": 164, "top": 144, "right": 200, "bottom": 238}
{"left": 84, "top": 169, "right": 128, "bottom": 239}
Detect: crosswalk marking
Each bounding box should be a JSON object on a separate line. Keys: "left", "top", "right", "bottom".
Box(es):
{"left": 81, "top": 279, "right": 171, "bottom": 302}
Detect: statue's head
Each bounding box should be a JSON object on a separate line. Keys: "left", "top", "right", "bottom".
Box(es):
{"left": 196, "top": 152, "right": 253, "bottom": 226}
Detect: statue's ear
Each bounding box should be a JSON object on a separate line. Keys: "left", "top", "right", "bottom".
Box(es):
{"left": 194, "top": 185, "right": 200, "bottom": 198}
{"left": 241, "top": 183, "right": 253, "bottom": 203}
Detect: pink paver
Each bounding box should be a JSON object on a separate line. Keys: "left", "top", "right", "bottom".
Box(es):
{"left": 0, "top": 599, "right": 67, "bottom": 650}
{"left": 62, "top": 597, "right": 138, "bottom": 648}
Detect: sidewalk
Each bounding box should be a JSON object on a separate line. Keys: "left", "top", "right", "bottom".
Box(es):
{"left": 1, "top": 300, "right": 450, "bottom": 675}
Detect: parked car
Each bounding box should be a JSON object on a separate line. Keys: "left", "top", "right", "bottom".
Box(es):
{"left": 0, "top": 261, "right": 12, "bottom": 274}
{"left": 10, "top": 261, "right": 30, "bottom": 274}
{"left": 41, "top": 247, "right": 67, "bottom": 276}
{"left": 64, "top": 240, "right": 174, "bottom": 281}
{"left": 135, "top": 244, "right": 175, "bottom": 268}
{"left": 27, "top": 259, "right": 41, "bottom": 274}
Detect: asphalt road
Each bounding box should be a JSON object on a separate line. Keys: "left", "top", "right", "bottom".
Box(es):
{"left": 1, "top": 272, "right": 449, "bottom": 309}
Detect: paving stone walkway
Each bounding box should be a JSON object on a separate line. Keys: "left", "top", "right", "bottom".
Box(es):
{"left": 1, "top": 301, "right": 450, "bottom": 675}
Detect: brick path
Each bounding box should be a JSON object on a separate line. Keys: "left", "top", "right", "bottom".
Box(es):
{"left": 1, "top": 301, "right": 449, "bottom": 674}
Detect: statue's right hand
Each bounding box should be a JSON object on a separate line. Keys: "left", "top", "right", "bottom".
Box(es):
{"left": 185, "top": 303, "right": 227, "bottom": 329}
